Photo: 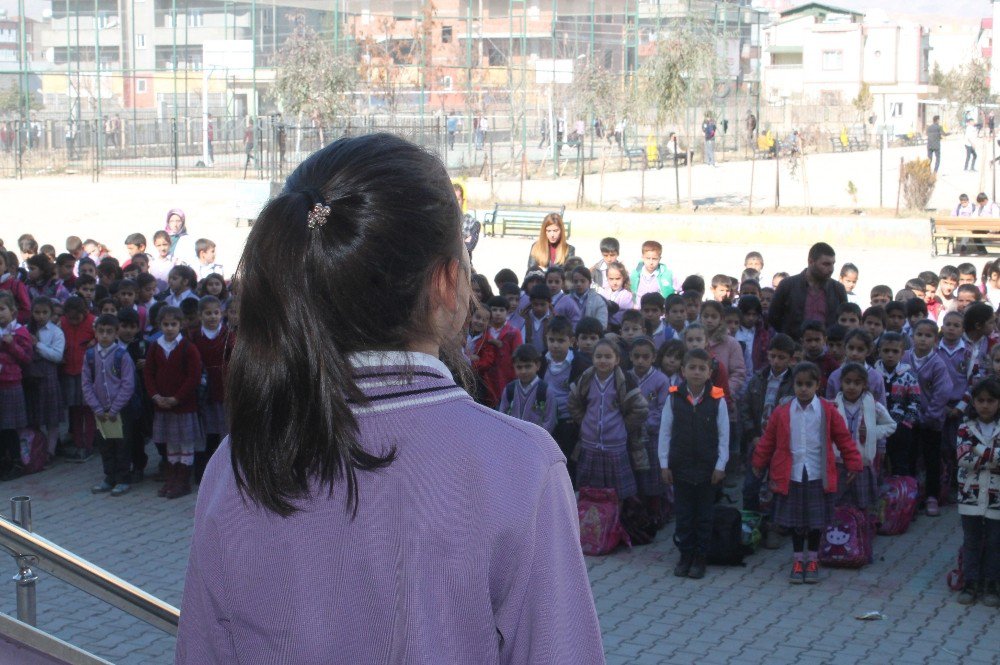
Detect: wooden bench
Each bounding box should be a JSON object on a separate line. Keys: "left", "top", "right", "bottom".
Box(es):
{"left": 659, "top": 144, "right": 690, "bottom": 167}
{"left": 848, "top": 136, "right": 869, "bottom": 151}
{"left": 483, "top": 204, "right": 569, "bottom": 239}
{"left": 930, "top": 216, "right": 1000, "bottom": 255}
{"left": 829, "top": 136, "right": 850, "bottom": 153}
{"left": 624, "top": 148, "right": 647, "bottom": 170}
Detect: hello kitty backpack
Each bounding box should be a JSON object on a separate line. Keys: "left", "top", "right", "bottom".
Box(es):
{"left": 876, "top": 476, "right": 918, "bottom": 536}
{"left": 820, "top": 505, "right": 872, "bottom": 568}
{"left": 578, "top": 487, "right": 631, "bottom": 556}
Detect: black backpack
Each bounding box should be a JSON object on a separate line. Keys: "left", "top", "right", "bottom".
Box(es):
{"left": 620, "top": 496, "right": 657, "bottom": 546}
{"left": 707, "top": 506, "right": 749, "bottom": 566}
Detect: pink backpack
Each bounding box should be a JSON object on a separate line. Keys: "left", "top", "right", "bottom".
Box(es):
{"left": 820, "top": 505, "right": 872, "bottom": 568}
{"left": 876, "top": 476, "right": 918, "bottom": 535}
{"left": 578, "top": 487, "right": 630, "bottom": 556}
{"left": 17, "top": 429, "right": 47, "bottom": 475}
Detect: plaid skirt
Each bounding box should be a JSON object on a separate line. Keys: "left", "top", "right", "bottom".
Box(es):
{"left": 59, "top": 374, "right": 83, "bottom": 408}
{"left": 576, "top": 441, "right": 637, "bottom": 500}
{"left": 152, "top": 411, "right": 203, "bottom": 448}
{"left": 835, "top": 464, "right": 879, "bottom": 511}
{"left": 25, "top": 371, "right": 63, "bottom": 428}
{"left": 772, "top": 471, "right": 835, "bottom": 530}
{"left": 199, "top": 401, "right": 228, "bottom": 436}
{"left": 634, "top": 428, "right": 665, "bottom": 497}
{"left": 0, "top": 385, "right": 28, "bottom": 430}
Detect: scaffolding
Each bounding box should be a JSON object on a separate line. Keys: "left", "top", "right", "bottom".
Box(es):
{"left": 0, "top": 0, "right": 764, "bottom": 180}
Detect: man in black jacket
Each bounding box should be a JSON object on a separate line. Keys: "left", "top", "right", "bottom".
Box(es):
{"left": 767, "top": 242, "right": 846, "bottom": 339}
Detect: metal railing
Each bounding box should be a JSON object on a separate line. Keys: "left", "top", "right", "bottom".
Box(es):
{"left": 0, "top": 496, "right": 179, "bottom": 636}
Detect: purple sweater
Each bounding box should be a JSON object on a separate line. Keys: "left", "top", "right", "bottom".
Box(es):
{"left": 631, "top": 367, "right": 670, "bottom": 434}
{"left": 81, "top": 342, "right": 136, "bottom": 419}
{"left": 175, "top": 351, "right": 604, "bottom": 664}
{"left": 903, "top": 349, "right": 954, "bottom": 430}
{"left": 499, "top": 377, "right": 558, "bottom": 434}
{"left": 936, "top": 339, "right": 970, "bottom": 405}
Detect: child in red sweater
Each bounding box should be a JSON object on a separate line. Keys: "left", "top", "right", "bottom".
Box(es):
{"left": 0, "top": 293, "right": 32, "bottom": 478}
{"left": 466, "top": 304, "right": 498, "bottom": 406}
{"left": 753, "top": 362, "right": 863, "bottom": 585}
{"left": 189, "top": 296, "right": 234, "bottom": 483}
{"left": 143, "top": 306, "right": 203, "bottom": 499}
{"left": 59, "top": 296, "right": 96, "bottom": 461}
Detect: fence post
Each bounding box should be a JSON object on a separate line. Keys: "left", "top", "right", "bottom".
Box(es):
{"left": 14, "top": 120, "right": 22, "bottom": 180}
{"left": 92, "top": 121, "right": 100, "bottom": 183}
{"left": 171, "top": 117, "right": 179, "bottom": 185}
{"left": 10, "top": 497, "right": 37, "bottom": 627}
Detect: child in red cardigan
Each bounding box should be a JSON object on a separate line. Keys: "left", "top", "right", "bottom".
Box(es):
{"left": 0, "top": 293, "right": 32, "bottom": 478}
{"left": 189, "top": 296, "right": 234, "bottom": 484}
{"left": 143, "top": 306, "right": 203, "bottom": 499}
{"left": 753, "top": 362, "right": 863, "bottom": 585}
{"left": 59, "top": 296, "right": 96, "bottom": 461}
{"left": 466, "top": 304, "right": 499, "bottom": 407}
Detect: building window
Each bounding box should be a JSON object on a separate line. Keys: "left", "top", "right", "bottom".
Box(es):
{"left": 188, "top": 11, "right": 203, "bottom": 27}
{"left": 136, "top": 78, "right": 147, "bottom": 93}
{"left": 136, "top": 34, "right": 146, "bottom": 49}
{"left": 442, "top": 25, "right": 452, "bottom": 43}
{"left": 822, "top": 50, "right": 842, "bottom": 71}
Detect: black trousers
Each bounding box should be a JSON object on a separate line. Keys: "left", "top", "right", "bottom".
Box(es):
{"left": 96, "top": 414, "right": 133, "bottom": 486}
{"left": 915, "top": 425, "right": 942, "bottom": 500}
{"left": 553, "top": 419, "right": 579, "bottom": 487}
{"left": 961, "top": 515, "right": 1000, "bottom": 585}
{"left": 673, "top": 479, "right": 715, "bottom": 556}
{"left": 886, "top": 425, "right": 915, "bottom": 477}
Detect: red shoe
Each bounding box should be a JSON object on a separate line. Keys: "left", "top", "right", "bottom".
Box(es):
{"left": 804, "top": 559, "right": 820, "bottom": 584}
{"left": 789, "top": 560, "right": 805, "bottom": 584}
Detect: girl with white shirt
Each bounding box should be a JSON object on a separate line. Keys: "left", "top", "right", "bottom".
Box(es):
{"left": 752, "top": 362, "right": 863, "bottom": 585}
{"left": 25, "top": 297, "right": 66, "bottom": 459}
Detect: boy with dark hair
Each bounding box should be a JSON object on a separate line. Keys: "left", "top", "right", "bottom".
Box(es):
{"left": 664, "top": 294, "right": 687, "bottom": 338}
{"left": 955, "top": 283, "right": 983, "bottom": 313}
{"left": 904, "top": 278, "right": 926, "bottom": 301}
{"left": 660, "top": 348, "right": 729, "bottom": 579}
{"left": 82, "top": 313, "right": 137, "bottom": 496}
{"left": 825, "top": 324, "right": 848, "bottom": 365}
{"left": 123, "top": 233, "right": 149, "bottom": 270}
{"left": 195, "top": 238, "right": 224, "bottom": 279}
{"left": 870, "top": 285, "right": 892, "bottom": 307}
{"left": 518, "top": 284, "right": 553, "bottom": 353}
{"left": 590, "top": 236, "right": 620, "bottom": 288}
{"left": 681, "top": 274, "right": 705, "bottom": 295}
{"left": 862, "top": 306, "right": 887, "bottom": 354}
{"left": 876, "top": 332, "right": 922, "bottom": 479}
{"left": 498, "top": 345, "right": 557, "bottom": 434}
{"left": 682, "top": 291, "right": 702, "bottom": 325}
{"left": 574, "top": 317, "right": 604, "bottom": 358}
{"left": 836, "top": 302, "right": 862, "bottom": 329}
{"left": 937, "top": 265, "right": 959, "bottom": 315}
{"left": 710, "top": 274, "right": 732, "bottom": 304}
{"left": 539, "top": 315, "right": 591, "bottom": 481}
{"left": 799, "top": 320, "right": 839, "bottom": 392}
{"left": 884, "top": 301, "right": 907, "bottom": 334}
{"left": 956, "top": 263, "right": 977, "bottom": 285}
{"left": 486, "top": 294, "right": 523, "bottom": 393}
{"left": 631, "top": 240, "right": 675, "bottom": 300}
{"left": 904, "top": 298, "right": 928, "bottom": 333}
{"left": 639, "top": 292, "right": 667, "bottom": 338}
{"left": 117, "top": 308, "right": 153, "bottom": 482}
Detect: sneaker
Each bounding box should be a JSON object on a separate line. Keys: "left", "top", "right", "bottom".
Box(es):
{"left": 674, "top": 552, "right": 693, "bottom": 578}
{"left": 982, "top": 581, "right": 1000, "bottom": 608}
{"left": 804, "top": 560, "right": 820, "bottom": 584}
{"left": 110, "top": 484, "right": 130, "bottom": 497}
{"left": 91, "top": 481, "right": 113, "bottom": 494}
{"left": 688, "top": 555, "right": 707, "bottom": 580}
{"left": 957, "top": 585, "right": 977, "bottom": 605}
{"left": 789, "top": 560, "right": 805, "bottom": 585}
{"left": 926, "top": 497, "right": 940, "bottom": 517}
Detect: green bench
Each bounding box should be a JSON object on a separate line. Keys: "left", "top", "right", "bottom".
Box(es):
{"left": 483, "top": 204, "right": 569, "bottom": 239}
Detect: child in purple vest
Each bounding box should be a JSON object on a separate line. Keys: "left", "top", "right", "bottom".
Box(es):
{"left": 498, "top": 344, "right": 556, "bottom": 434}
{"left": 518, "top": 284, "right": 553, "bottom": 354}
{"left": 568, "top": 339, "right": 648, "bottom": 501}
{"left": 546, "top": 267, "right": 582, "bottom": 328}
{"left": 904, "top": 319, "right": 954, "bottom": 515}
{"left": 659, "top": 348, "right": 729, "bottom": 580}
{"left": 629, "top": 337, "right": 671, "bottom": 525}
{"left": 539, "top": 316, "right": 591, "bottom": 481}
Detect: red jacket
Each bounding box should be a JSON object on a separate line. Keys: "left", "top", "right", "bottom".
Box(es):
{"left": 752, "top": 397, "right": 862, "bottom": 495}
{"left": 486, "top": 322, "right": 522, "bottom": 397}
{"left": 469, "top": 333, "right": 499, "bottom": 407}
{"left": 189, "top": 326, "right": 235, "bottom": 404}
{"left": 0, "top": 325, "right": 32, "bottom": 387}
{"left": 60, "top": 313, "right": 96, "bottom": 376}
{"left": 0, "top": 277, "right": 31, "bottom": 324}
{"left": 143, "top": 338, "right": 203, "bottom": 414}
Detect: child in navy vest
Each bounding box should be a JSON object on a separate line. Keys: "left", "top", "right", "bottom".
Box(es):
{"left": 499, "top": 345, "right": 556, "bottom": 434}
{"left": 658, "top": 348, "right": 729, "bottom": 580}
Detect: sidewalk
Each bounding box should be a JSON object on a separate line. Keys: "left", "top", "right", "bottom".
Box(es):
{"left": 0, "top": 456, "right": 992, "bottom": 664}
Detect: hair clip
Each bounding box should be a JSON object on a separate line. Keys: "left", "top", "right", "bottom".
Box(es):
{"left": 306, "top": 202, "right": 331, "bottom": 230}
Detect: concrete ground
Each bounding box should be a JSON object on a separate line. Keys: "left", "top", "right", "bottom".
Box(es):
{"left": 1, "top": 455, "right": 994, "bottom": 664}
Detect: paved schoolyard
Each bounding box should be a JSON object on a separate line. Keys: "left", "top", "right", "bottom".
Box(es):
{"left": 1, "top": 457, "right": 995, "bottom": 664}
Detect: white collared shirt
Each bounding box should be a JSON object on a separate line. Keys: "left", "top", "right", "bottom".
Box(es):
{"left": 157, "top": 334, "right": 182, "bottom": 358}
{"left": 166, "top": 289, "right": 195, "bottom": 308}
{"left": 790, "top": 396, "right": 824, "bottom": 482}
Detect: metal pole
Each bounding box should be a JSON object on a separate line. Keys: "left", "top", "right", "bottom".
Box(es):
{"left": 673, "top": 135, "right": 680, "bottom": 206}
{"left": 11, "top": 497, "right": 37, "bottom": 627}
{"left": 95, "top": 0, "right": 103, "bottom": 175}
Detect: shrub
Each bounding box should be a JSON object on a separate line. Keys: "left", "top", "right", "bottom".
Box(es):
{"left": 902, "top": 158, "right": 936, "bottom": 210}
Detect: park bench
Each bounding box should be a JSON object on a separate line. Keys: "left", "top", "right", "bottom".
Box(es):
{"left": 830, "top": 136, "right": 849, "bottom": 153}
{"left": 659, "top": 143, "right": 690, "bottom": 167}
{"left": 930, "top": 216, "right": 1000, "bottom": 256}
{"left": 848, "top": 136, "right": 869, "bottom": 151}
{"left": 625, "top": 148, "right": 647, "bottom": 170}
{"left": 483, "top": 204, "right": 569, "bottom": 239}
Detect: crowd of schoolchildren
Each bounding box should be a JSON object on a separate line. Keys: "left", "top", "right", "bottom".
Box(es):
{"left": 1, "top": 203, "right": 999, "bottom": 609}
{"left": 0, "top": 211, "right": 233, "bottom": 501}
{"left": 461, "top": 213, "right": 999, "bottom": 606}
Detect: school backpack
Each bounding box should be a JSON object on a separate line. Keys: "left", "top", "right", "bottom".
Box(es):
{"left": 706, "top": 506, "right": 748, "bottom": 566}
{"left": 578, "top": 487, "right": 630, "bottom": 556}
{"left": 17, "top": 429, "right": 47, "bottom": 475}
{"left": 819, "top": 505, "right": 873, "bottom": 568}
{"left": 85, "top": 345, "right": 129, "bottom": 380}
{"left": 502, "top": 381, "right": 548, "bottom": 416}
{"left": 620, "top": 496, "right": 657, "bottom": 546}
{"left": 876, "top": 475, "right": 919, "bottom": 536}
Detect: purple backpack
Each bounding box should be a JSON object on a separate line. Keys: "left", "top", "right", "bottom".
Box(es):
{"left": 820, "top": 505, "right": 872, "bottom": 568}
{"left": 578, "top": 487, "right": 630, "bottom": 556}
{"left": 876, "top": 476, "right": 918, "bottom": 535}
